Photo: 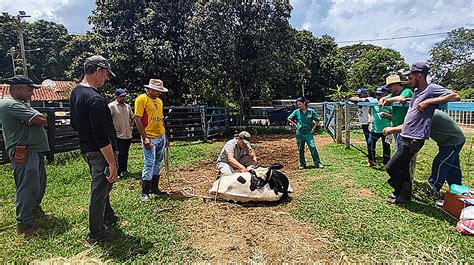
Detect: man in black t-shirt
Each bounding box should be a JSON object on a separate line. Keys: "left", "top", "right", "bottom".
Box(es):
{"left": 70, "top": 55, "right": 120, "bottom": 244}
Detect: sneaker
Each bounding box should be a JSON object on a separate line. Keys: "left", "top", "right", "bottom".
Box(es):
{"left": 85, "top": 232, "right": 118, "bottom": 245}
{"left": 316, "top": 164, "right": 325, "bottom": 169}
{"left": 141, "top": 194, "right": 151, "bottom": 202}
{"left": 387, "top": 193, "right": 396, "bottom": 199}
{"left": 17, "top": 223, "right": 43, "bottom": 236}
{"left": 298, "top": 165, "right": 306, "bottom": 170}
{"left": 104, "top": 215, "right": 120, "bottom": 227}
{"left": 435, "top": 199, "right": 444, "bottom": 207}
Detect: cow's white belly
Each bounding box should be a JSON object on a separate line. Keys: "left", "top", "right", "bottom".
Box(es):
{"left": 209, "top": 173, "right": 286, "bottom": 203}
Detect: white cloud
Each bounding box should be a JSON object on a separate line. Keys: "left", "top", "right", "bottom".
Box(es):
{"left": 290, "top": 0, "right": 474, "bottom": 63}
{"left": 0, "top": 0, "right": 94, "bottom": 34}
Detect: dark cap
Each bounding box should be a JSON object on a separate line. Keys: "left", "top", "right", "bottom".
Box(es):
{"left": 115, "top": 88, "right": 127, "bottom": 97}
{"left": 375, "top": 86, "right": 389, "bottom": 94}
{"left": 7, "top": 75, "right": 40, "bottom": 88}
{"left": 356, "top": 88, "right": 368, "bottom": 95}
{"left": 403, "top": 62, "right": 429, "bottom": 76}
{"left": 84, "top": 55, "right": 116, "bottom": 77}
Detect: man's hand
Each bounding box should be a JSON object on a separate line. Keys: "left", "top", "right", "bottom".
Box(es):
{"left": 106, "top": 165, "right": 118, "bottom": 183}
{"left": 380, "top": 112, "right": 390, "bottom": 118}
{"left": 417, "top": 100, "right": 430, "bottom": 111}
{"left": 237, "top": 166, "right": 247, "bottom": 173}
{"left": 143, "top": 137, "right": 153, "bottom": 149}
{"left": 378, "top": 97, "right": 388, "bottom": 108}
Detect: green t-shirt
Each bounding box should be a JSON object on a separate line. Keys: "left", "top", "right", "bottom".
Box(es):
{"left": 369, "top": 98, "right": 392, "bottom": 133}
{"left": 0, "top": 96, "right": 49, "bottom": 158}
{"left": 430, "top": 110, "right": 465, "bottom": 146}
{"left": 288, "top": 108, "right": 320, "bottom": 135}
{"left": 387, "top": 87, "right": 413, "bottom": 126}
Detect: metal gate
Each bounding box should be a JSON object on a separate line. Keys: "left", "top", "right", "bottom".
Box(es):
{"left": 324, "top": 102, "right": 337, "bottom": 141}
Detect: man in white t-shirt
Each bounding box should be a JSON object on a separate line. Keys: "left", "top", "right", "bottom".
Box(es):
{"left": 349, "top": 88, "right": 373, "bottom": 144}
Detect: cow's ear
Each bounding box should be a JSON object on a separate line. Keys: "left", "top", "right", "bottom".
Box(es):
{"left": 269, "top": 163, "right": 283, "bottom": 170}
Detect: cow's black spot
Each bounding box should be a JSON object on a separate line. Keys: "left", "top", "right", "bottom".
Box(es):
{"left": 237, "top": 176, "right": 246, "bottom": 184}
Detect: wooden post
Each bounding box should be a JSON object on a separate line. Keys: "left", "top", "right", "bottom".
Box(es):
{"left": 200, "top": 105, "right": 208, "bottom": 142}
{"left": 336, "top": 103, "right": 343, "bottom": 144}
{"left": 46, "top": 107, "right": 55, "bottom": 163}
{"left": 344, "top": 104, "right": 350, "bottom": 149}
{"left": 323, "top": 102, "right": 327, "bottom": 129}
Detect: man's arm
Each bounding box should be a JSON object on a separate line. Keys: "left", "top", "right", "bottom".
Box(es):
{"left": 380, "top": 96, "right": 409, "bottom": 107}
{"left": 227, "top": 153, "right": 246, "bottom": 172}
{"left": 249, "top": 150, "right": 257, "bottom": 164}
{"left": 28, "top": 113, "right": 47, "bottom": 126}
{"left": 100, "top": 144, "right": 118, "bottom": 183}
{"left": 418, "top": 91, "right": 461, "bottom": 111}
{"left": 383, "top": 125, "right": 403, "bottom": 136}
{"left": 134, "top": 116, "right": 152, "bottom": 149}
{"left": 349, "top": 96, "right": 369, "bottom": 103}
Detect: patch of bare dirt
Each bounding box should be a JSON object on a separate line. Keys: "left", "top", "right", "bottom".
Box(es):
{"left": 161, "top": 134, "right": 336, "bottom": 262}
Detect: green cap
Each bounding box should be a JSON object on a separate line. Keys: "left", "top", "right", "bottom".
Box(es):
{"left": 237, "top": 131, "right": 251, "bottom": 141}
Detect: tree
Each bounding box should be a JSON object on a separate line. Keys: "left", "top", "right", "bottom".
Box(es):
{"left": 0, "top": 17, "right": 18, "bottom": 82}
{"left": 346, "top": 47, "right": 407, "bottom": 92}
{"left": 428, "top": 27, "right": 473, "bottom": 95}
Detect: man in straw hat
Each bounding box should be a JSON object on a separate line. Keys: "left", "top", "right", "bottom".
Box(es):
{"left": 216, "top": 131, "right": 258, "bottom": 176}
{"left": 134, "top": 79, "right": 169, "bottom": 202}
{"left": 379, "top": 74, "right": 413, "bottom": 152}
{"left": 70, "top": 55, "right": 120, "bottom": 243}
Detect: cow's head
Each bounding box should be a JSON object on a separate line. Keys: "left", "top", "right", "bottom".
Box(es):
{"left": 249, "top": 163, "right": 284, "bottom": 182}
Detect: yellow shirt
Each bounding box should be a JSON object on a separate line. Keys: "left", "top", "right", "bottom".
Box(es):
{"left": 134, "top": 93, "right": 165, "bottom": 138}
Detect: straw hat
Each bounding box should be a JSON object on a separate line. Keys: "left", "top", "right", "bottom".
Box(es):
{"left": 144, "top": 79, "right": 168, "bottom": 92}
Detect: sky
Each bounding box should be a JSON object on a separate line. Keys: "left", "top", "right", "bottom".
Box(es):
{"left": 1, "top": 0, "right": 473, "bottom": 63}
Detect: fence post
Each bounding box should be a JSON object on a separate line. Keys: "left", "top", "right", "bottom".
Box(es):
{"left": 336, "top": 103, "right": 343, "bottom": 144}
{"left": 200, "top": 105, "right": 208, "bottom": 142}
{"left": 344, "top": 104, "right": 350, "bottom": 149}
{"left": 323, "top": 102, "right": 327, "bottom": 128}
{"left": 46, "top": 107, "right": 55, "bottom": 163}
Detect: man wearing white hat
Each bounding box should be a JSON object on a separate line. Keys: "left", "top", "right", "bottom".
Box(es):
{"left": 134, "top": 79, "right": 169, "bottom": 202}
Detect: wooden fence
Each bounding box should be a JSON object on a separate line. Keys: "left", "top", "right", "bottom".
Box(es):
{"left": 0, "top": 105, "right": 228, "bottom": 164}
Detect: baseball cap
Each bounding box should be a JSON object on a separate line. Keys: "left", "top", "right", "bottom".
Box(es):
{"left": 84, "top": 55, "right": 116, "bottom": 77}
{"left": 115, "top": 88, "right": 127, "bottom": 97}
{"left": 356, "top": 88, "right": 368, "bottom": 95}
{"left": 375, "top": 86, "right": 389, "bottom": 94}
{"left": 236, "top": 131, "right": 251, "bottom": 141}
{"left": 7, "top": 75, "right": 40, "bottom": 88}
{"left": 403, "top": 62, "right": 429, "bottom": 76}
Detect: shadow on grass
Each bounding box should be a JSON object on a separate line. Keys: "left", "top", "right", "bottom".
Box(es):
{"left": 400, "top": 200, "right": 457, "bottom": 225}
{"left": 37, "top": 215, "right": 71, "bottom": 238}
{"left": 98, "top": 228, "right": 154, "bottom": 262}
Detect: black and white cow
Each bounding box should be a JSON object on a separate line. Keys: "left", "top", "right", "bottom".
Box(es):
{"left": 209, "top": 163, "right": 293, "bottom": 203}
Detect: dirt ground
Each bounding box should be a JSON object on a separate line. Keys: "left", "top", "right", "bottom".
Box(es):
{"left": 162, "top": 134, "right": 340, "bottom": 262}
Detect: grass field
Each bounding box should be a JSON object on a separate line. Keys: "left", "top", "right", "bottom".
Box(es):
{"left": 0, "top": 132, "right": 472, "bottom": 262}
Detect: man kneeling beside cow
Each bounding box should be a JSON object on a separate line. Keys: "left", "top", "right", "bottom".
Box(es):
{"left": 211, "top": 131, "right": 293, "bottom": 203}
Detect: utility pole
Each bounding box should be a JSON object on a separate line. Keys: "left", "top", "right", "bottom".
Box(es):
{"left": 2, "top": 11, "right": 31, "bottom": 77}
{"left": 7, "top": 47, "right": 16, "bottom": 75}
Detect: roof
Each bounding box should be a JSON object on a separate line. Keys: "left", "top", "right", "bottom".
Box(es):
{"left": 0, "top": 81, "right": 76, "bottom": 101}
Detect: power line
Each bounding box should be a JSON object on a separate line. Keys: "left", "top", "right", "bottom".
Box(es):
{"left": 337, "top": 31, "right": 450, "bottom": 44}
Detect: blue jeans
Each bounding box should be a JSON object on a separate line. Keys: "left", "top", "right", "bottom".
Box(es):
{"left": 428, "top": 142, "right": 464, "bottom": 191}
{"left": 141, "top": 135, "right": 166, "bottom": 181}
{"left": 367, "top": 132, "right": 391, "bottom": 165}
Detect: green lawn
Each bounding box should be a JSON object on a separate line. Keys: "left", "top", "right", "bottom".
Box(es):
{"left": 292, "top": 131, "right": 474, "bottom": 262}
{"left": 0, "top": 133, "right": 472, "bottom": 262}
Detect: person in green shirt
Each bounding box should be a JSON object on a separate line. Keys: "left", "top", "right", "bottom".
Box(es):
{"left": 287, "top": 97, "right": 323, "bottom": 169}
{"left": 379, "top": 74, "right": 413, "bottom": 152}
{"left": 0, "top": 75, "right": 50, "bottom": 236}
{"left": 367, "top": 86, "right": 392, "bottom": 167}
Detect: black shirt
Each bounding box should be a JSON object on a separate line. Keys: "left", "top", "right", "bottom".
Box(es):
{"left": 70, "top": 85, "right": 117, "bottom": 153}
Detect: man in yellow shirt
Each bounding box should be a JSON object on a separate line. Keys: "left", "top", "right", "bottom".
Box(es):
{"left": 134, "top": 79, "right": 169, "bottom": 202}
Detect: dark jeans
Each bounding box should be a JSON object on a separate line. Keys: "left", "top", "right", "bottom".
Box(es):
{"left": 386, "top": 136, "right": 424, "bottom": 196}
{"left": 367, "top": 132, "right": 391, "bottom": 165}
{"left": 361, "top": 124, "right": 370, "bottom": 144}
{"left": 84, "top": 151, "right": 116, "bottom": 238}
{"left": 12, "top": 152, "right": 46, "bottom": 225}
{"left": 117, "top": 138, "right": 132, "bottom": 175}
{"left": 428, "top": 142, "right": 464, "bottom": 191}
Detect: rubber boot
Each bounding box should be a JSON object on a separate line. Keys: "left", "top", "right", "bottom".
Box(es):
{"left": 151, "top": 175, "right": 166, "bottom": 196}
{"left": 141, "top": 180, "right": 152, "bottom": 202}
{"left": 395, "top": 181, "right": 412, "bottom": 204}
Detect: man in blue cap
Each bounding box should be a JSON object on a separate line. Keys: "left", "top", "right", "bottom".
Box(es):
{"left": 0, "top": 75, "right": 50, "bottom": 236}
{"left": 109, "top": 88, "right": 134, "bottom": 179}
{"left": 384, "top": 62, "right": 460, "bottom": 204}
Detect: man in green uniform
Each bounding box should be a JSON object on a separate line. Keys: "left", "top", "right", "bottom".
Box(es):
{"left": 0, "top": 75, "right": 50, "bottom": 236}
{"left": 287, "top": 97, "right": 323, "bottom": 169}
